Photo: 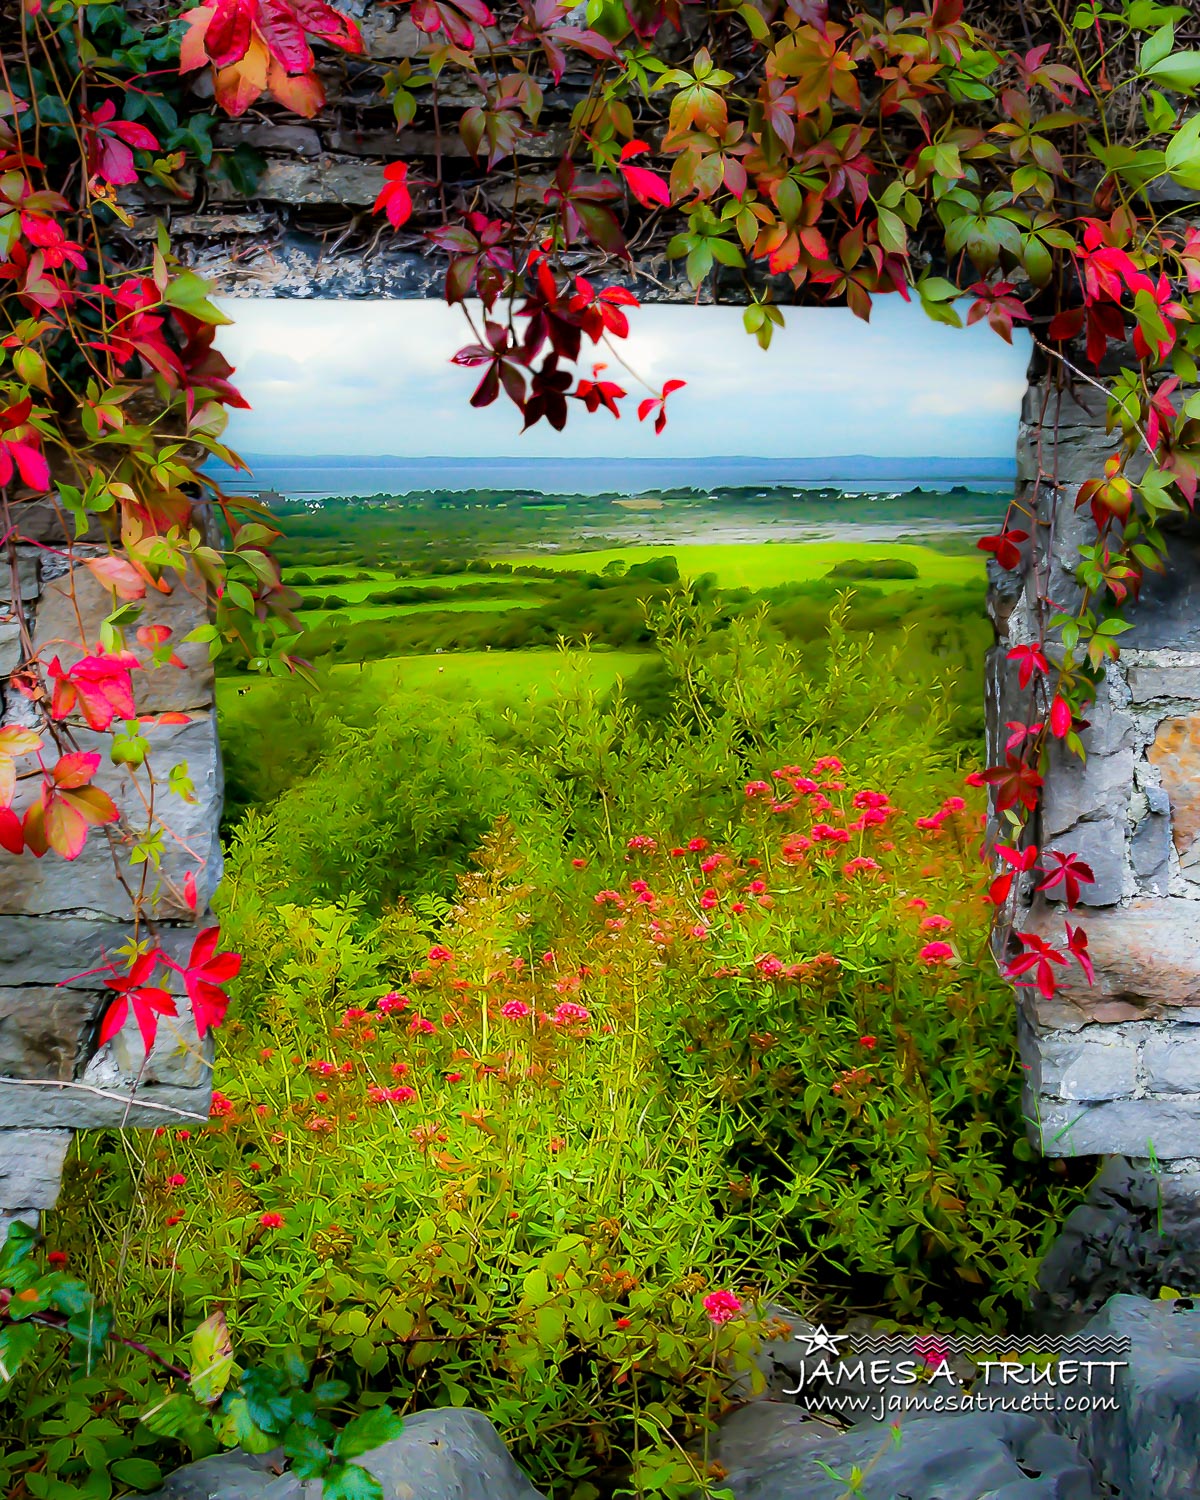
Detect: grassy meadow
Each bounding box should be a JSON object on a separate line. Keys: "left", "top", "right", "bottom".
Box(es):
{"left": 16, "top": 487, "right": 1092, "bottom": 1500}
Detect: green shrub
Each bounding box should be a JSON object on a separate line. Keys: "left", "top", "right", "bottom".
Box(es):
{"left": 826, "top": 558, "right": 920, "bottom": 580}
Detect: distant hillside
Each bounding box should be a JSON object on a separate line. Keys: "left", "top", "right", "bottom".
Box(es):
{"left": 210, "top": 453, "right": 1016, "bottom": 499}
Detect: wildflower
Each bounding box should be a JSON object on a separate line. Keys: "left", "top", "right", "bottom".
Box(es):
{"left": 211, "top": 1090, "right": 233, "bottom": 1116}
{"left": 411, "top": 1123, "right": 447, "bottom": 1146}
{"left": 572, "top": 856, "right": 587, "bottom": 868}
{"left": 154, "top": 1126, "right": 166, "bottom": 1138}
{"left": 390, "top": 1086, "right": 417, "bottom": 1104}
{"left": 314, "top": 1091, "right": 329, "bottom": 1103}
{"left": 165, "top": 1214, "right": 183, "bottom": 1227}
{"left": 428, "top": 945, "right": 453, "bottom": 963}
{"left": 811, "top": 823, "right": 850, "bottom": 845}
{"left": 755, "top": 954, "right": 784, "bottom": 978}
{"left": 812, "top": 756, "right": 843, "bottom": 774}
{"left": 781, "top": 835, "right": 811, "bottom": 862}
{"left": 409, "top": 1015, "right": 437, "bottom": 1035}
{"left": 852, "top": 790, "right": 890, "bottom": 810}
{"left": 744, "top": 781, "right": 770, "bottom": 798}
{"left": 630, "top": 879, "right": 650, "bottom": 894}
{"left": 669, "top": 846, "right": 686, "bottom": 857}
{"left": 501, "top": 1000, "right": 531, "bottom": 1020}
{"left": 616, "top": 1316, "right": 632, "bottom": 1329}
{"left": 860, "top": 1035, "right": 877, "bottom": 1050}
{"left": 541, "top": 950, "right": 557, "bottom": 966}
{"left": 341, "top": 1008, "right": 368, "bottom": 1024}
{"left": 687, "top": 837, "right": 709, "bottom": 852}
{"left": 167, "top": 1173, "right": 186, "bottom": 1188}
{"left": 446, "top": 1072, "right": 464, "bottom": 1083}
{"left": 920, "top": 915, "right": 952, "bottom": 932}
{"left": 307, "top": 1116, "right": 333, "bottom": 1133}
{"left": 627, "top": 834, "right": 657, "bottom": 853}
{"left": 390, "top": 1062, "right": 409, "bottom": 1078}
{"left": 703, "top": 1289, "right": 743, "bottom": 1325}
{"left": 259, "top": 1212, "right": 284, "bottom": 1229}
{"left": 260, "top": 1048, "right": 274, "bottom": 1061}
{"left": 942, "top": 796, "right": 966, "bottom": 814}
{"left": 47, "top": 1250, "right": 68, "bottom": 1267}
{"left": 699, "top": 853, "right": 725, "bottom": 874}
{"left": 746, "top": 879, "right": 767, "bottom": 895}
{"left": 378, "top": 992, "right": 409, "bottom": 1013}
{"left": 548, "top": 1137, "right": 566, "bottom": 1153}
{"left": 595, "top": 889, "right": 624, "bottom": 908}
{"left": 552, "top": 1001, "right": 590, "bottom": 1028}
{"left": 916, "top": 814, "right": 944, "bottom": 831}
{"left": 731, "top": 902, "right": 747, "bottom": 915}
{"left": 919, "top": 941, "right": 955, "bottom": 966}
{"left": 907, "top": 898, "right": 928, "bottom": 911}
{"left": 176, "top": 1128, "right": 191, "bottom": 1141}
{"left": 700, "top": 888, "right": 719, "bottom": 910}
{"left": 249, "top": 1162, "right": 261, "bottom": 1172}
{"left": 255, "top": 1105, "right": 269, "bottom": 1117}
{"left": 843, "top": 857, "right": 881, "bottom": 877}
{"left": 690, "top": 923, "right": 709, "bottom": 939}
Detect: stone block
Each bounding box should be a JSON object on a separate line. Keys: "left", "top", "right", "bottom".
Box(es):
{"left": 1143, "top": 1034, "right": 1200, "bottom": 1094}
{"left": 32, "top": 563, "right": 214, "bottom": 713}
{"left": 0, "top": 552, "right": 39, "bottom": 602}
{"left": 1023, "top": 900, "right": 1200, "bottom": 1015}
{"left": 0, "top": 712, "right": 224, "bottom": 921}
{"left": 212, "top": 156, "right": 387, "bottom": 208}
{"left": 0, "top": 1075, "right": 211, "bottom": 1129}
{"left": 1148, "top": 714, "right": 1200, "bottom": 869}
{"left": 0, "top": 1129, "right": 71, "bottom": 1209}
{"left": 1126, "top": 656, "right": 1200, "bottom": 704}
{"left": 1030, "top": 1093, "right": 1200, "bottom": 1159}
{"left": 0, "top": 987, "right": 102, "bottom": 1080}
{"left": 1060, "top": 1296, "right": 1200, "bottom": 1500}
{"left": 1131, "top": 801, "right": 1172, "bottom": 893}
{"left": 0, "top": 915, "right": 201, "bottom": 988}
{"left": 1043, "top": 818, "right": 1128, "bottom": 906}
{"left": 1121, "top": 525, "right": 1200, "bottom": 650}
{"left": 1027, "top": 1028, "right": 1138, "bottom": 1101}
{"left": 0, "top": 618, "right": 20, "bottom": 677}
{"left": 1041, "top": 714, "right": 1134, "bottom": 839}
{"left": 6, "top": 495, "right": 110, "bottom": 544}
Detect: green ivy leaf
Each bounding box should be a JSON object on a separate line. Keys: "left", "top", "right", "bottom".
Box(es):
{"left": 110, "top": 1459, "right": 163, "bottom": 1491}
{"left": 320, "top": 1463, "right": 384, "bottom": 1500}
{"left": 213, "top": 1396, "right": 277, "bottom": 1454}
{"left": 334, "top": 1408, "right": 405, "bottom": 1461}
{"left": 1165, "top": 113, "right": 1200, "bottom": 189}
{"left": 190, "top": 1311, "right": 234, "bottom": 1404}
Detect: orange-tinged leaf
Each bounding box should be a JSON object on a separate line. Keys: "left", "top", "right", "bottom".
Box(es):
{"left": 86, "top": 555, "right": 146, "bottom": 600}
{"left": 44, "top": 796, "right": 89, "bottom": 860}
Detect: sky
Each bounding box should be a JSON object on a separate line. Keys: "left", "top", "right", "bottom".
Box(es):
{"left": 214, "top": 295, "right": 1031, "bottom": 459}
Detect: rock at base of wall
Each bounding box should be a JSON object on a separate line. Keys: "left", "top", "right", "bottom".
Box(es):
{"left": 144, "top": 1452, "right": 298, "bottom": 1500}
{"left": 345, "top": 1409, "right": 547, "bottom": 1500}
{"left": 1034, "top": 1158, "right": 1200, "bottom": 1332}
{"left": 1058, "top": 1295, "right": 1200, "bottom": 1500}
{"left": 0, "top": 1129, "right": 71, "bottom": 1214}
{"left": 721, "top": 1408, "right": 1099, "bottom": 1499}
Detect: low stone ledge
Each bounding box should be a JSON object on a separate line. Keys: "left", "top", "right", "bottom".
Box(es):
{"left": 0, "top": 915, "right": 199, "bottom": 988}
{"left": 1029, "top": 1093, "right": 1200, "bottom": 1159}
{"left": 0, "top": 1078, "right": 211, "bottom": 1129}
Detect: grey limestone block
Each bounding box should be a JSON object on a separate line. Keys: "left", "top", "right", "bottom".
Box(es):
{"left": 0, "top": 1129, "right": 71, "bottom": 1210}
{"left": 1030, "top": 1093, "right": 1200, "bottom": 1160}
{"left": 0, "top": 712, "right": 224, "bottom": 921}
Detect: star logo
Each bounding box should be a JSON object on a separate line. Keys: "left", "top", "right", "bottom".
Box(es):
{"left": 797, "top": 1324, "right": 847, "bottom": 1357}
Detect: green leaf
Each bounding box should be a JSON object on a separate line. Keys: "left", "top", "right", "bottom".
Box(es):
{"left": 1165, "top": 113, "right": 1200, "bottom": 189}
{"left": 320, "top": 1463, "right": 384, "bottom": 1500}
{"left": 1139, "top": 22, "right": 1175, "bottom": 72}
{"left": 213, "top": 1396, "right": 277, "bottom": 1453}
{"left": 1146, "top": 52, "right": 1200, "bottom": 92}
{"left": 334, "top": 1408, "right": 405, "bottom": 1461}
{"left": 139, "top": 1390, "right": 211, "bottom": 1441}
{"left": 190, "top": 1311, "right": 234, "bottom": 1404}
{"left": 110, "top": 1460, "right": 163, "bottom": 1491}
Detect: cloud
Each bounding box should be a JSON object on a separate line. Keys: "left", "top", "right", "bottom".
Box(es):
{"left": 215, "top": 295, "right": 1031, "bottom": 458}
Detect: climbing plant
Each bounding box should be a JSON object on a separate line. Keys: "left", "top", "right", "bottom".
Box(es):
{"left": 1, "top": 0, "right": 1199, "bottom": 1125}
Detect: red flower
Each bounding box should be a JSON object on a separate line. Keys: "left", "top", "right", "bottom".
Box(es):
{"left": 859, "top": 1035, "right": 877, "bottom": 1049}
{"left": 702, "top": 1289, "right": 743, "bottom": 1324}
{"left": 47, "top": 1250, "right": 68, "bottom": 1267}
{"left": 918, "top": 941, "right": 954, "bottom": 966}
{"left": 259, "top": 1212, "right": 284, "bottom": 1229}
{"left": 167, "top": 1173, "right": 187, "bottom": 1188}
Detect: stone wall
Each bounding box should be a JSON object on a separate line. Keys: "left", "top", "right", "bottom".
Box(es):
{"left": 0, "top": 501, "right": 222, "bottom": 1232}
{"left": 992, "top": 357, "right": 1200, "bottom": 1179}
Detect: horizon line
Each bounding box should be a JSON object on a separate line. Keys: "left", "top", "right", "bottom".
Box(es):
{"left": 221, "top": 451, "right": 1017, "bottom": 464}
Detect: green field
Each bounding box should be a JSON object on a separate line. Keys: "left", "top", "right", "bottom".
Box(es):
{"left": 217, "top": 648, "right": 649, "bottom": 716}
{"left": 301, "top": 594, "right": 545, "bottom": 625}
{"left": 287, "top": 570, "right": 532, "bottom": 604}
{"left": 504, "top": 540, "right": 983, "bottom": 589}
